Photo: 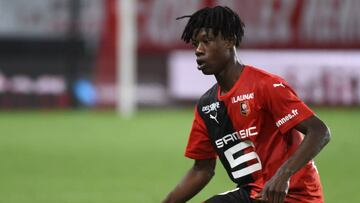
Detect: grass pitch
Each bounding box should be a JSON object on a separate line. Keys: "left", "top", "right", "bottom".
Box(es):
{"left": 0, "top": 107, "right": 359, "bottom": 203}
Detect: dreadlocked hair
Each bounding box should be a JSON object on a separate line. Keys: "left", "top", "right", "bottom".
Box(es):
{"left": 176, "top": 6, "right": 245, "bottom": 47}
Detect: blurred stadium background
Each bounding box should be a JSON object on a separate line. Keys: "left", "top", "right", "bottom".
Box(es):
{"left": 0, "top": 0, "right": 359, "bottom": 202}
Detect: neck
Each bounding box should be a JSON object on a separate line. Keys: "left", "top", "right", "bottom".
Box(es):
{"left": 215, "top": 56, "right": 244, "bottom": 95}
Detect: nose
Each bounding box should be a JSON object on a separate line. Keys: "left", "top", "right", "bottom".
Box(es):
{"left": 195, "top": 43, "right": 205, "bottom": 57}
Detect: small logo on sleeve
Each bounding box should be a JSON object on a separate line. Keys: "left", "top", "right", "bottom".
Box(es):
{"left": 273, "top": 82, "right": 285, "bottom": 88}
{"left": 276, "top": 109, "right": 299, "bottom": 127}
{"left": 202, "top": 102, "right": 221, "bottom": 124}
{"left": 202, "top": 102, "right": 220, "bottom": 114}
{"left": 209, "top": 112, "right": 219, "bottom": 124}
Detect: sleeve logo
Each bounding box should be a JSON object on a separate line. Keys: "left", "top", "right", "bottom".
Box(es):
{"left": 202, "top": 102, "right": 220, "bottom": 114}
{"left": 273, "top": 82, "right": 285, "bottom": 88}
{"left": 276, "top": 109, "right": 299, "bottom": 127}
{"left": 202, "top": 102, "right": 221, "bottom": 124}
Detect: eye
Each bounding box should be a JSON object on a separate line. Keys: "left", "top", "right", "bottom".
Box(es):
{"left": 203, "top": 37, "right": 213, "bottom": 45}
{"left": 191, "top": 40, "right": 199, "bottom": 47}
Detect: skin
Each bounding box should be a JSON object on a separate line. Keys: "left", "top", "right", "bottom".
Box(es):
{"left": 162, "top": 29, "right": 331, "bottom": 203}
{"left": 161, "top": 159, "right": 216, "bottom": 203}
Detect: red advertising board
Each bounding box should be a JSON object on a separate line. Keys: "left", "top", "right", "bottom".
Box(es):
{"left": 137, "top": 0, "right": 360, "bottom": 51}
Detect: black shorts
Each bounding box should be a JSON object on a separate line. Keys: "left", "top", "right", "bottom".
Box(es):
{"left": 204, "top": 187, "right": 256, "bottom": 203}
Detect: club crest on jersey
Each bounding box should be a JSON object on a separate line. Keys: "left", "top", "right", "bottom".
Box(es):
{"left": 240, "top": 101, "right": 251, "bottom": 116}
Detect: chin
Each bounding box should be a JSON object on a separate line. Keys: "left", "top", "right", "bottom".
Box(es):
{"left": 201, "top": 69, "right": 215, "bottom": 75}
{"left": 200, "top": 66, "right": 217, "bottom": 75}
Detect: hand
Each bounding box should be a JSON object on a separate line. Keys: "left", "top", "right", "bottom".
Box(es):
{"left": 255, "top": 173, "right": 290, "bottom": 203}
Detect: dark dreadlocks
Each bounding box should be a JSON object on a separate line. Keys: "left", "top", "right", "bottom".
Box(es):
{"left": 176, "top": 6, "right": 245, "bottom": 47}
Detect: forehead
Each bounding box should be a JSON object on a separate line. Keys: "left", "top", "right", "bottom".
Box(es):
{"left": 192, "top": 28, "right": 218, "bottom": 40}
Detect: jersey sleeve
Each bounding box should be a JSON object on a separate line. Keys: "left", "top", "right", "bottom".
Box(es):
{"left": 185, "top": 106, "right": 217, "bottom": 160}
{"left": 260, "top": 75, "right": 314, "bottom": 134}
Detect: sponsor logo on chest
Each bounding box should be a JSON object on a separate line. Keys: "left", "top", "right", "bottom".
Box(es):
{"left": 215, "top": 126, "right": 258, "bottom": 148}
{"left": 231, "top": 92, "right": 254, "bottom": 104}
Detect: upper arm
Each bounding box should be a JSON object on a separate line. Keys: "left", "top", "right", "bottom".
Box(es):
{"left": 294, "top": 115, "right": 331, "bottom": 146}
{"left": 193, "top": 159, "right": 216, "bottom": 175}
{"left": 294, "top": 115, "right": 330, "bottom": 136}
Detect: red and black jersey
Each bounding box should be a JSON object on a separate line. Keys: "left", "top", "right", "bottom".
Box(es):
{"left": 185, "top": 66, "right": 324, "bottom": 203}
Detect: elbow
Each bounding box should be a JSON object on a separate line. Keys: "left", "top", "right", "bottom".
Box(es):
{"left": 207, "top": 169, "right": 215, "bottom": 179}
{"left": 323, "top": 126, "right": 331, "bottom": 146}
{"left": 199, "top": 167, "right": 215, "bottom": 181}
{"left": 315, "top": 117, "right": 331, "bottom": 147}
{"left": 194, "top": 158, "right": 216, "bottom": 180}
{"left": 201, "top": 167, "right": 215, "bottom": 183}
{"left": 318, "top": 123, "right": 331, "bottom": 147}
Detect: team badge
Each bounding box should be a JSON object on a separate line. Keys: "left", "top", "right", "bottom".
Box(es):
{"left": 240, "top": 101, "right": 251, "bottom": 116}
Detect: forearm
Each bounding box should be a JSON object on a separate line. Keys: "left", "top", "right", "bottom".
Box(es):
{"left": 163, "top": 167, "right": 214, "bottom": 203}
{"left": 277, "top": 117, "right": 331, "bottom": 178}
{"left": 162, "top": 160, "right": 215, "bottom": 203}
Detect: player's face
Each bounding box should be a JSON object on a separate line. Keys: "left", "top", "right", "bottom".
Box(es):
{"left": 191, "top": 29, "right": 232, "bottom": 75}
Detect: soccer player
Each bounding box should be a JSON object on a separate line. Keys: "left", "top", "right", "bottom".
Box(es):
{"left": 163, "top": 6, "right": 330, "bottom": 203}
{"left": 162, "top": 6, "right": 331, "bottom": 203}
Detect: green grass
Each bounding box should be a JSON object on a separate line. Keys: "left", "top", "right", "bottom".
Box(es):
{"left": 0, "top": 107, "right": 359, "bottom": 203}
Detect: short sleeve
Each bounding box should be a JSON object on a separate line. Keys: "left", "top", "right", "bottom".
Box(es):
{"left": 185, "top": 106, "right": 217, "bottom": 160}
{"left": 260, "top": 76, "right": 314, "bottom": 134}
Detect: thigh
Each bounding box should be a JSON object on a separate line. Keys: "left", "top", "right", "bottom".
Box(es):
{"left": 204, "top": 187, "right": 254, "bottom": 203}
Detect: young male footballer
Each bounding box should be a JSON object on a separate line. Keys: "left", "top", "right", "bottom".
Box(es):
{"left": 162, "top": 6, "right": 331, "bottom": 203}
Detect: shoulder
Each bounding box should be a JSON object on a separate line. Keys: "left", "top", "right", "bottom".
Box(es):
{"left": 198, "top": 84, "right": 218, "bottom": 104}
{"left": 244, "top": 65, "right": 299, "bottom": 104}
{"left": 196, "top": 84, "right": 219, "bottom": 114}
{"left": 245, "top": 65, "right": 289, "bottom": 88}
{"left": 246, "top": 65, "right": 284, "bottom": 82}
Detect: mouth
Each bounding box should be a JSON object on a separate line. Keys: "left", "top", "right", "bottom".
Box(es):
{"left": 196, "top": 59, "right": 206, "bottom": 70}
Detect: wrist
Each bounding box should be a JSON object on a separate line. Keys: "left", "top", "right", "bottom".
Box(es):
{"left": 277, "top": 167, "right": 294, "bottom": 179}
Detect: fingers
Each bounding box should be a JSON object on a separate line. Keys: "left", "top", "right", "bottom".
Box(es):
{"left": 278, "top": 192, "right": 286, "bottom": 203}
{"left": 257, "top": 177, "right": 289, "bottom": 203}
{"left": 272, "top": 190, "right": 286, "bottom": 203}
{"left": 268, "top": 188, "right": 287, "bottom": 203}
{"left": 254, "top": 192, "right": 265, "bottom": 201}
{"left": 254, "top": 187, "right": 268, "bottom": 202}
{"left": 256, "top": 187, "right": 287, "bottom": 203}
